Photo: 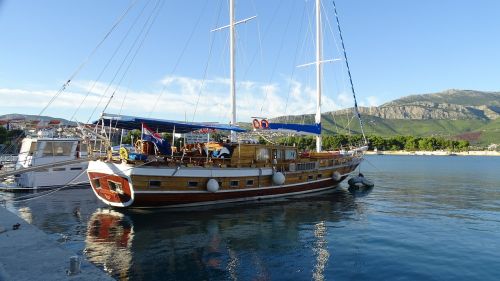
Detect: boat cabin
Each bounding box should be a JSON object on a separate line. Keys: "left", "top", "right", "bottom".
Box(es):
{"left": 16, "top": 137, "right": 87, "bottom": 169}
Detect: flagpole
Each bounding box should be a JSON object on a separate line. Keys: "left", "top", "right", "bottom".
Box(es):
{"left": 141, "top": 123, "right": 144, "bottom": 142}
{"left": 171, "top": 126, "right": 175, "bottom": 157}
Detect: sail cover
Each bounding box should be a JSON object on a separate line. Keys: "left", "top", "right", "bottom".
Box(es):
{"left": 95, "top": 113, "right": 246, "bottom": 134}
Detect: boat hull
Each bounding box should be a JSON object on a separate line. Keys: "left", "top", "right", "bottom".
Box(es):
{"left": 87, "top": 159, "right": 359, "bottom": 208}
{"left": 130, "top": 177, "right": 344, "bottom": 208}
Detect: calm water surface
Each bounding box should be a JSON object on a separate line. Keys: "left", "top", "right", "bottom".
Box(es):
{"left": 1, "top": 156, "right": 499, "bottom": 280}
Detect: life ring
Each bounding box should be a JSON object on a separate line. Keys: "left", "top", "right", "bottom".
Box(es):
{"left": 260, "top": 119, "right": 269, "bottom": 129}
{"left": 252, "top": 119, "right": 261, "bottom": 129}
{"left": 119, "top": 147, "right": 129, "bottom": 160}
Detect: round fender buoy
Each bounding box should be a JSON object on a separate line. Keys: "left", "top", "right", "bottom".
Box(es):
{"left": 252, "top": 119, "right": 261, "bottom": 129}
{"left": 207, "top": 179, "right": 219, "bottom": 193}
{"left": 260, "top": 119, "right": 269, "bottom": 129}
{"left": 333, "top": 171, "right": 341, "bottom": 181}
{"left": 272, "top": 172, "right": 285, "bottom": 185}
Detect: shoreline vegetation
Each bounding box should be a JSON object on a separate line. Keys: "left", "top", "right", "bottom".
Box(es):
{"left": 365, "top": 150, "right": 500, "bottom": 156}
{"left": 272, "top": 135, "right": 499, "bottom": 156}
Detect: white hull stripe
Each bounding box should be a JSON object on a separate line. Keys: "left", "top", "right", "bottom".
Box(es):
{"left": 87, "top": 159, "right": 361, "bottom": 178}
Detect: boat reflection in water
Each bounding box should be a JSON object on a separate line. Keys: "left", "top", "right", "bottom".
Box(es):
{"left": 85, "top": 209, "right": 134, "bottom": 279}
{"left": 84, "top": 188, "right": 372, "bottom": 280}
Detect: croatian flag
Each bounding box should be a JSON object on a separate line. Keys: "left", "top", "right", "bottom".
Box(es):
{"left": 141, "top": 123, "right": 171, "bottom": 155}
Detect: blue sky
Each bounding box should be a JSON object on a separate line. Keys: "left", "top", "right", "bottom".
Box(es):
{"left": 1, "top": 0, "right": 500, "bottom": 123}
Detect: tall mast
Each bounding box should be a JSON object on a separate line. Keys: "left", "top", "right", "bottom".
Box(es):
{"left": 212, "top": 0, "right": 255, "bottom": 142}
{"left": 315, "top": 0, "right": 322, "bottom": 152}
{"left": 230, "top": 0, "right": 237, "bottom": 142}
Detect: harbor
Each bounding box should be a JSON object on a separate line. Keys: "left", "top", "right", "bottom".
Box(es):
{"left": 1, "top": 0, "right": 500, "bottom": 280}
{"left": 1, "top": 155, "right": 499, "bottom": 280}
{"left": 0, "top": 205, "right": 112, "bottom": 281}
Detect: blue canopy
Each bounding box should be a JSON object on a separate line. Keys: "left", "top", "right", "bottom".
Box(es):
{"left": 96, "top": 113, "right": 246, "bottom": 134}
{"left": 268, "top": 122, "right": 321, "bottom": 135}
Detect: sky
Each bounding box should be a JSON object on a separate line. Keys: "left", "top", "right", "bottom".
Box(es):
{"left": 1, "top": 0, "right": 500, "bottom": 124}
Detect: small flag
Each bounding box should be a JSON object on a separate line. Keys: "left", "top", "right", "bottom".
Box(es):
{"left": 142, "top": 123, "right": 171, "bottom": 155}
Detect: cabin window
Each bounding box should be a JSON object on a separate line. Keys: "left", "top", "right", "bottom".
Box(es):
{"left": 297, "top": 162, "right": 316, "bottom": 171}
{"left": 42, "top": 141, "right": 73, "bottom": 156}
{"left": 53, "top": 167, "right": 65, "bottom": 172}
{"left": 188, "top": 181, "right": 198, "bottom": 187}
{"left": 108, "top": 180, "right": 123, "bottom": 194}
{"left": 70, "top": 167, "right": 83, "bottom": 170}
{"left": 256, "top": 148, "right": 270, "bottom": 162}
{"left": 272, "top": 150, "right": 283, "bottom": 161}
{"left": 246, "top": 179, "right": 254, "bottom": 186}
{"left": 230, "top": 180, "right": 239, "bottom": 188}
{"left": 149, "top": 180, "right": 161, "bottom": 188}
{"left": 317, "top": 174, "right": 322, "bottom": 179}
{"left": 307, "top": 175, "right": 314, "bottom": 181}
{"left": 285, "top": 149, "right": 296, "bottom": 160}
{"left": 92, "top": 179, "right": 101, "bottom": 189}
{"left": 218, "top": 181, "right": 223, "bottom": 188}
{"left": 79, "top": 143, "right": 88, "bottom": 154}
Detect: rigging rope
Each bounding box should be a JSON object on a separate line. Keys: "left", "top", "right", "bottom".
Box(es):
{"left": 103, "top": 0, "right": 165, "bottom": 116}
{"left": 38, "top": 0, "right": 139, "bottom": 117}
{"left": 89, "top": 0, "right": 162, "bottom": 123}
{"left": 258, "top": 0, "right": 296, "bottom": 116}
{"left": 191, "top": 0, "right": 223, "bottom": 122}
{"left": 70, "top": 0, "right": 153, "bottom": 123}
{"left": 283, "top": 6, "right": 307, "bottom": 121}
{"left": 149, "top": 0, "right": 211, "bottom": 118}
{"left": 331, "top": 0, "right": 367, "bottom": 145}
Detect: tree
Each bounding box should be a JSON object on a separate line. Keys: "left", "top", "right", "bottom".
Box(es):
{"left": 122, "top": 130, "right": 141, "bottom": 145}
{"left": 0, "top": 127, "right": 7, "bottom": 144}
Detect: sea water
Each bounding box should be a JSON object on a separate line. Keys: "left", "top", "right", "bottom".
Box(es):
{"left": 1, "top": 155, "right": 499, "bottom": 280}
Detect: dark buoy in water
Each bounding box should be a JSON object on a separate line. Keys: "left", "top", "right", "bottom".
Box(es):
{"left": 348, "top": 173, "right": 374, "bottom": 188}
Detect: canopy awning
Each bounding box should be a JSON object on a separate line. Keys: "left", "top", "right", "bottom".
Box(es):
{"left": 95, "top": 113, "right": 246, "bottom": 134}
{"left": 268, "top": 122, "right": 321, "bottom": 135}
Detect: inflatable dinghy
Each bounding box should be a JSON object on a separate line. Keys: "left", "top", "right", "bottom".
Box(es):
{"left": 348, "top": 173, "right": 374, "bottom": 188}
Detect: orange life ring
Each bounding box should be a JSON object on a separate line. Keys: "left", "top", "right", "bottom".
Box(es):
{"left": 252, "top": 119, "right": 261, "bottom": 129}
{"left": 260, "top": 119, "right": 269, "bottom": 129}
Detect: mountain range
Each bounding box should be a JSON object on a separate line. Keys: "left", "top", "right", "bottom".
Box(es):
{"left": 2, "top": 89, "right": 499, "bottom": 146}
{"left": 272, "top": 89, "right": 500, "bottom": 146}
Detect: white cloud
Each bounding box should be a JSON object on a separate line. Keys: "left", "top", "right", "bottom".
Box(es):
{"left": 365, "top": 96, "right": 380, "bottom": 107}
{"left": 0, "top": 75, "right": 358, "bottom": 123}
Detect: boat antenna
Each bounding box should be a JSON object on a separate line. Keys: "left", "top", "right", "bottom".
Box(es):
{"left": 332, "top": 0, "right": 367, "bottom": 145}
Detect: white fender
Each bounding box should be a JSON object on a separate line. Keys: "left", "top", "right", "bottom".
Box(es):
{"left": 272, "top": 172, "right": 285, "bottom": 185}
{"left": 207, "top": 179, "right": 219, "bottom": 193}
{"left": 333, "top": 171, "right": 341, "bottom": 181}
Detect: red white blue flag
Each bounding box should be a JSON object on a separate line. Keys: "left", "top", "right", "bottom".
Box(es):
{"left": 141, "top": 123, "right": 171, "bottom": 155}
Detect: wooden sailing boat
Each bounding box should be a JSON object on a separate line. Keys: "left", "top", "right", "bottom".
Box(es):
{"left": 86, "top": 0, "right": 367, "bottom": 208}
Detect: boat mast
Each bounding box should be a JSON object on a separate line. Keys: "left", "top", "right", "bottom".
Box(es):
{"left": 315, "top": 0, "right": 323, "bottom": 152}
{"left": 230, "top": 0, "right": 236, "bottom": 142}
{"left": 212, "top": 1, "right": 255, "bottom": 142}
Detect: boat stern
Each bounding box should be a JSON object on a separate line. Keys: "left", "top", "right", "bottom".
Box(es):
{"left": 87, "top": 161, "right": 134, "bottom": 207}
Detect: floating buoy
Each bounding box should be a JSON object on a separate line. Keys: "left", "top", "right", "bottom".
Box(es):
{"left": 333, "top": 171, "right": 341, "bottom": 181}
{"left": 348, "top": 173, "right": 374, "bottom": 188}
{"left": 207, "top": 179, "right": 219, "bottom": 193}
{"left": 272, "top": 172, "right": 285, "bottom": 185}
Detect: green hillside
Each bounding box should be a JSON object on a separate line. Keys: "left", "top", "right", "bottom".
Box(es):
{"left": 272, "top": 89, "right": 500, "bottom": 146}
